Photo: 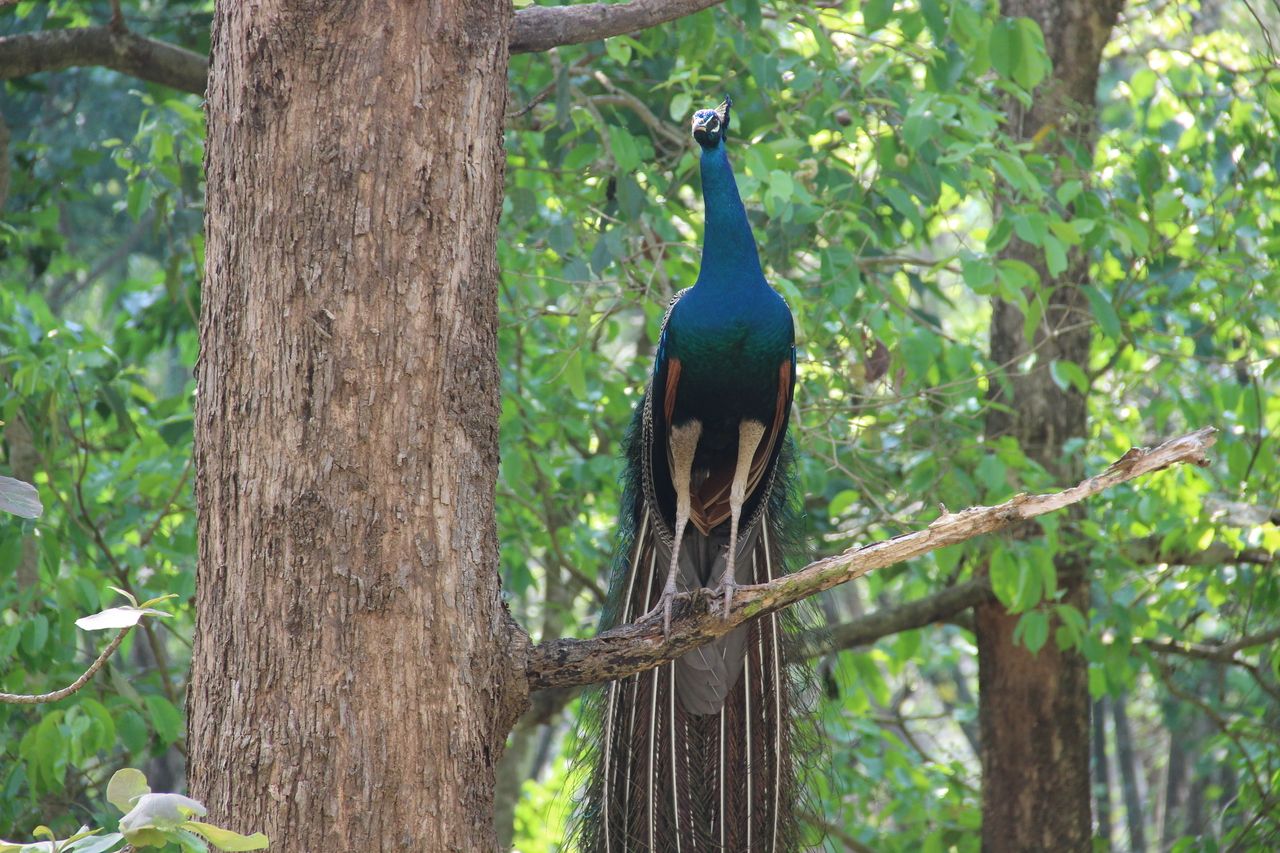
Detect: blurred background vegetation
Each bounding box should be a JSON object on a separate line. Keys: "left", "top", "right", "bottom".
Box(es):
{"left": 2, "top": 0, "right": 1278, "bottom": 850}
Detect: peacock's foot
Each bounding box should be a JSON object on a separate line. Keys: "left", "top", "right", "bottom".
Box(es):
{"left": 718, "top": 580, "right": 738, "bottom": 619}
{"left": 650, "top": 584, "right": 679, "bottom": 640}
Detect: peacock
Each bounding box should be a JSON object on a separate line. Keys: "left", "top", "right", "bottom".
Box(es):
{"left": 573, "top": 96, "right": 808, "bottom": 852}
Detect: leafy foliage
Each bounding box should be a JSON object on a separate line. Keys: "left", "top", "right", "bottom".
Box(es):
{"left": 0, "top": 767, "right": 266, "bottom": 852}
{"left": 497, "top": 0, "right": 1279, "bottom": 848}
{"left": 2, "top": 0, "right": 1278, "bottom": 849}
{"left": 1, "top": 0, "right": 207, "bottom": 837}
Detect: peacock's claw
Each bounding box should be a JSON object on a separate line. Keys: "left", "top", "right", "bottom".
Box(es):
{"left": 656, "top": 584, "right": 678, "bottom": 640}
{"left": 720, "top": 580, "right": 737, "bottom": 619}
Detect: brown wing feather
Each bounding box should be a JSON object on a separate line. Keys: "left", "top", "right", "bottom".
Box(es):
{"left": 689, "top": 358, "right": 793, "bottom": 534}
{"left": 663, "top": 358, "right": 682, "bottom": 425}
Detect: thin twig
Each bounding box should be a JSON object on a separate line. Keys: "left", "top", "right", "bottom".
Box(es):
{"left": 108, "top": 0, "right": 125, "bottom": 32}
{"left": 0, "top": 627, "right": 131, "bottom": 704}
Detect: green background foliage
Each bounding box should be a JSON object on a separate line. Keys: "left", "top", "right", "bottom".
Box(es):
{"left": 3, "top": 0, "right": 1278, "bottom": 850}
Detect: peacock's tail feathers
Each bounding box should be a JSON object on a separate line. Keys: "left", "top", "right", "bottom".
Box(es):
{"left": 568, "top": 398, "right": 823, "bottom": 852}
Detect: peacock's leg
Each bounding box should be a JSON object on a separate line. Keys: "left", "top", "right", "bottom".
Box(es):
{"left": 657, "top": 419, "right": 702, "bottom": 637}
{"left": 718, "top": 419, "right": 765, "bottom": 617}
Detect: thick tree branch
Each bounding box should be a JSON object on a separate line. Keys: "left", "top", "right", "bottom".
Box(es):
{"left": 1203, "top": 496, "right": 1280, "bottom": 527}
{"left": 801, "top": 578, "right": 993, "bottom": 658}
{"left": 1, "top": 1, "right": 727, "bottom": 92}
{"left": 1121, "top": 535, "right": 1276, "bottom": 566}
{"left": 511, "top": 0, "right": 724, "bottom": 54}
{"left": 526, "top": 427, "right": 1218, "bottom": 691}
{"left": 1143, "top": 625, "right": 1280, "bottom": 664}
{"left": 0, "top": 26, "right": 207, "bottom": 95}
{"left": 800, "top": 532, "right": 1276, "bottom": 662}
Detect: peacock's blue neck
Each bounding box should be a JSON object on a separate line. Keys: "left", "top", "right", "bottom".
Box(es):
{"left": 696, "top": 143, "right": 765, "bottom": 292}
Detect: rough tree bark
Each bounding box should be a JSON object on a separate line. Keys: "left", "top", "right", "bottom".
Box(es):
{"left": 188, "top": 1, "right": 525, "bottom": 849}
{"left": 979, "top": 0, "right": 1123, "bottom": 848}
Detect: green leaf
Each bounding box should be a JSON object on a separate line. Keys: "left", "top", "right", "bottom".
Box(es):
{"left": 604, "top": 37, "right": 631, "bottom": 65}
{"left": 828, "top": 489, "right": 859, "bottom": 518}
{"left": 610, "top": 128, "right": 642, "bottom": 172}
{"left": 183, "top": 823, "right": 269, "bottom": 852}
{"left": 1081, "top": 285, "right": 1121, "bottom": 339}
{"left": 80, "top": 698, "right": 117, "bottom": 753}
{"left": 991, "top": 18, "right": 1049, "bottom": 89}
{"left": 145, "top": 696, "right": 184, "bottom": 746}
{"left": 989, "top": 546, "right": 1018, "bottom": 607}
{"left": 962, "top": 258, "right": 996, "bottom": 295}
{"left": 863, "top": 0, "right": 893, "bottom": 33}
{"left": 174, "top": 828, "right": 211, "bottom": 852}
{"left": 126, "top": 180, "right": 151, "bottom": 221}
{"left": 63, "top": 832, "right": 125, "bottom": 853}
{"left": 1017, "top": 611, "right": 1049, "bottom": 653}
{"left": 919, "top": 0, "right": 948, "bottom": 41}
{"left": 560, "top": 143, "right": 598, "bottom": 173}
{"left": 118, "top": 711, "right": 151, "bottom": 755}
{"left": 768, "top": 170, "right": 795, "bottom": 203}
{"left": 988, "top": 19, "right": 1021, "bottom": 81}
{"left": 1013, "top": 555, "right": 1043, "bottom": 611}
{"left": 1049, "top": 359, "right": 1089, "bottom": 394}
{"left": 21, "top": 614, "right": 48, "bottom": 655}
{"left": 975, "top": 454, "right": 1007, "bottom": 495}
{"left": 1088, "top": 666, "right": 1107, "bottom": 699}
{"left": 1011, "top": 18, "right": 1049, "bottom": 90}
{"left": 1043, "top": 233, "right": 1067, "bottom": 277}
{"left": 669, "top": 92, "right": 692, "bottom": 122}
{"left": 108, "top": 768, "right": 151, "bottom": 813}
{"left": 1056, "top": 180, "right": 1083, "bottom": 207}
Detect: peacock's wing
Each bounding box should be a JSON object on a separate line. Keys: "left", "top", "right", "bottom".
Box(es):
{"left": 645, "top": 295, "right": 797, "bottom": 541}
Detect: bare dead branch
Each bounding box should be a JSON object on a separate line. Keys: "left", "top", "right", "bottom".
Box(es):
{"left": 526, "top": 427, "right": 1218, "bottom": 691}
{"left": 0, "top": 627, "right": 131, "bottom": 704}
{"left": 0, "top": 26, "right": 206, "bottom": 94}
{"left": 511, "top": 0, "right": 725, "bottom": 54}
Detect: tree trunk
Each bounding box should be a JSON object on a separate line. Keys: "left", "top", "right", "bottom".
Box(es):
{"left": 978, "top": 1, "right": 1122, "bottom": 848}
{"left": 1092, "top": 696, "right": 1112, "bottom": 848}
{"left": 189, "top": 1, "right": 525, "bottom": 849}
{"left": 1111, "top": 692, "right": 1147, "bottom": 851}
{"left": 494, "top": 724, "right": 538, "bottom": 847}
{"left": 1160, "top": 720, "right": 1188, "bottom": 847}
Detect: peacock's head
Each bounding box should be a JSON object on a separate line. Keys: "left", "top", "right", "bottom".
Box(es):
{"left": 691, "top": 96, "right": 732, "bottom": 150}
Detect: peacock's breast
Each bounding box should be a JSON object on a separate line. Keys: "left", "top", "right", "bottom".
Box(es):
{"left": 665, "top": 286, "right": 792, "bottom": 424}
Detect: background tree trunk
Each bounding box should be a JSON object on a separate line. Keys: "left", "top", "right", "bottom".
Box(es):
{"left": 1112, "top": 692, "right": 1148, "bottom": 851}
{"left": 188, "top": 1, "right": 523, "bottom": 849}
{"left": 1160, "top": 720, "right": 1189, "bottom": 847}
{"left": 1092, "top": 696, "right": 1113, "bottom": 848}
{"left": 978, "top": 0, "right": 1122, "bottom": 848}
